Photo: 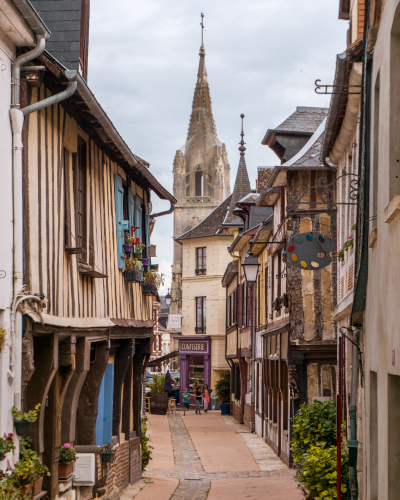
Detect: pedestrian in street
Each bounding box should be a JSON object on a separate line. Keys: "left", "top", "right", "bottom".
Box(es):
{"left": 194, "top": 381, "right": 202, "bottom": 414}
{"left": 182, "top": 387, "right": 191, "bottom": 416}
{"left": 202, "top": 384, "right": 212, "bottom": 413}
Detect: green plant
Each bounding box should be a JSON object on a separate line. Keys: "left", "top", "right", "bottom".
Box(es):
{"left": 137, "top": 242, "right": 146, "bottom": 250}
{"left": 20, "top": 437, "right": 50, "bottom": 480}
{"left": 125, "top": 257, "right": 143, "bottom": 272}
{"left": 12, "top": 404, "right": 41, "bottom": 422}
{"left": 215, "top": 372, "right": 230, "bottom": 404}
{"left": 0, "top": 433, "right": 15, "bottom": 459}
{"left": 0, "top": 328, "right": 6, "bottom": 349}
{"left": 143, "top": 271, "right": 165, "bottom": 289}
{"left": 59, "top": 443, "right": 77, "bottom": 464}
{"left": 351, "top": 223, "right": 357, "bottom": 231}
{"left": 141, "top": 423, "right": 153, "bottom": 471}
{"left": 0, "top": 474, "right": 29, "bottom": 500}
{"left": 124, "top": 232, "right": 135, "bottom": 245}
{"left": 13, "top": 455, "right": 36, "bottom": 485}
{"left": 147, "top": 373, "right": 165, "bottom": 394}
{"left": 337, "top": 250, "right": 344, "bottom": 262}
{"left": 343, "top": 236, "right": 354, "bottom": 252}
{"left": 295, "top": 444, "right": 349, "bottom": 500}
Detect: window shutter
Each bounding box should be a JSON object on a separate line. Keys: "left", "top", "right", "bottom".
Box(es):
{"left": 95, "top": 377, "right": 105, "bottom": 446}
{"left": 114, "top": 174, "right": 129, "bottom": 269}
{"left": 134, "top": 195, "right": 143, "bottom": 243}
{"left": 237, "top": 283, "right": 243, "bottom": 327}
{"left": 128, "top": 187, "right": 135, "bottom": 232}
{"left": 144, "top": 205, "right": 151, "bottom": 256}
{"left": 103, "top": 363, "right": 114, "bottom": 445}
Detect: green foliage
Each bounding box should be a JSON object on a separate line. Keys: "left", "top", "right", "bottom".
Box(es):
{"left": 11, "top": 404, "right": 41, "bottom": 422}
{"left": 0, "top": 475, "right": 29, "bottom": 500}
{"left": 291, "top": 400, "right": 349, "bottom": 500}
{"left": 148, "top": 373, "right": 165, "bottom": 394}
{"left": 295, "top": 444, "right": 349, "bottom": 500}
{"left": 141, "top": 423, "right": 153, "bottom": 471}
{"left": 20, "top": 437, "right": 50, "bottom": 480}
{"left": 0, "top": 433, "right": 15, "bottom": 460}
{"left": 59, "top": 443, "right": 77, "bottom": 464}
{"left": 215, "top": 372, "right": 230, "bottom": 404}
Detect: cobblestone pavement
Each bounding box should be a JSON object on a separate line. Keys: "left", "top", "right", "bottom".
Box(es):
{"left": 144, "top": 413, "right": 294, "bottom": 500}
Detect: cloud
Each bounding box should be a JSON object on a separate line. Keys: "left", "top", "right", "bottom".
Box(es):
{"left": 88, "top": 0, "right": 348, "bottom": 267}
{"left": 158, "top": 259, "right": 172, "bottom": 296}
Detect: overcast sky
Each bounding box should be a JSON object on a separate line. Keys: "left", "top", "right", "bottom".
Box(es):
{"left": 88, "top": 0, "right": 348, "bottom": 294}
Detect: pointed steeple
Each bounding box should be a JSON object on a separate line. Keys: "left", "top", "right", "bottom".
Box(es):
{"left": 224, "top": 114, "right": 251, "bottom": 226}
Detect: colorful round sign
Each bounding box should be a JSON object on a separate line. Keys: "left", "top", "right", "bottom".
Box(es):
{"left": 285, "top": 232, "right": 336, "bottom": 270}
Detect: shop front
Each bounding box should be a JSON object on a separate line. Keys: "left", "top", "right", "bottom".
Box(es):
{"left": 176, "top": 336, "right": 211, "bottom": 407}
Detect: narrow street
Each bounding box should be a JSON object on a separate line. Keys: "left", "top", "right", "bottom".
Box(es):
{"left": 123, "top": 412, "right": 301, "bottom": 500}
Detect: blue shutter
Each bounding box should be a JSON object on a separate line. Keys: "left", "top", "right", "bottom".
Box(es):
{"left": 134, "top": 195, "right": 143, "bottom": 244}
{"left": 144, "top": 205, "right": 150, "bottom": 258}
{"left": 95, "top": 377, "right": 105, "bottom": 446}
{"left": 103, "top": 364, "right": 114, "bottom": 445}
{"left": 114, "top": 174, "right": 129, "bottom": 269}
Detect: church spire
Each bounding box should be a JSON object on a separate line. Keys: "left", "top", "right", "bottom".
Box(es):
{"left": 223, "top": 114, "right": 251, "bottom": 226}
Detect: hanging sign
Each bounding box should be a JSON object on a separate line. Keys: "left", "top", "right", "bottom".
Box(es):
{"left": 168, "top": 315, "right": 181, "bottom": 330}
{"left": 131, "top": 226, "right": 139, "bottom": 237}
{"left": 286, "top": 231, "right": 335, "bottom": 270}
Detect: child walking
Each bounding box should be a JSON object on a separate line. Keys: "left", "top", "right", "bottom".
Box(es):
{"left": 203, "top": 384, "right": 211, "bottom": 413}
{"left": 194, "top": 381, "right": 202, "bottom": 414}
{"left": 182, "top": 388, "right": 191, "bottom": 416}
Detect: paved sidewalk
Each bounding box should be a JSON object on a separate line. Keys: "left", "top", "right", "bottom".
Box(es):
{"left": 133, "top": 411, "right": 301, "bottom": 500}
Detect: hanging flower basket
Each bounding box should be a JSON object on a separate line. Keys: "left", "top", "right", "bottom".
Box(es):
{"left": 13, "top": 420, "right": 33, "bottom": 437}
{"left": 123, "top": 244, "right": 133, "bottom": 253}
{"left": 150, "top": 264, "right": 159, "bottom": 271}
{"left": 141, "top": 258, "right": 150, "bottom": 266}
{"left": 133, "top": 252, "right": 142, "bottom": 259}
{"left": 101, "top": 449, "right": 117, "bottom": 463}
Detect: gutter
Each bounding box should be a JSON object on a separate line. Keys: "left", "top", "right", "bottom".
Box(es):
{"left": 11, "top": 0, "right": 51, "bottom": 40}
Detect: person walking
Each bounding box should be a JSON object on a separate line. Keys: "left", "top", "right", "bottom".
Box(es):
{"left": 182, "top": 387, "right": 191, "bottom": 416}
{"left": 194, "top": 381, "right": 202, "bottom": 414}
{"left": 202, "top": 384, "right": 212, "bottom": 413}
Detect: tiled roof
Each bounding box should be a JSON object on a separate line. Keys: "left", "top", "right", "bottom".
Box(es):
{"left": 223, "top": 158, "right": 251, "bottom": 225}
{"left": 290, "top": 133, "right": 324, "bottom": 167}
{"left": 237, "top": 193, "right": 259, "bottom": 205}
{"left": 176, "top": 196, "right": 233, "bottom": 240}
{"left": 257, "top": 168, "right": 273, "bottom": 192}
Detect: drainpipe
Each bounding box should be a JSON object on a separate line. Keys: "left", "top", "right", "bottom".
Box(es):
{"left": 348, "top": 328, "right": 360, "bottom": 500}
{"left": 9, "top": 37, "right": 77, "bottom": 420}
{"left": 151, "top": 201, "right": 175, "bottom": 218}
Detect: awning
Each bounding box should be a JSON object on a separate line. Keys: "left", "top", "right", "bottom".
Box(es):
{"left": 147, "top": 350, "right": 179, "bottom": 366}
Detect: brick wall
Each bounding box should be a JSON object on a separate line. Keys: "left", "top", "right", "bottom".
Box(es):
{"left": 232, "top": 401, "right": 243, "bottom": 423}
{"left": 130, "top": 436, "right": 141, "bottom": 484}
{"left": 243, "top": 403, "right": 254, "bottom": 430}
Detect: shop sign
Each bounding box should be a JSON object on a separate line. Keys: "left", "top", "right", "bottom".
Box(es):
{"left": 168, "top": 314, "right": 181, "bottom": 330}
{"left": 180, "top": 341, "right": 209, "bottom": 354}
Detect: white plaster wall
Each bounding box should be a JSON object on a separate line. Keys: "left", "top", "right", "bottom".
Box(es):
{"left": 0, "top": 39, "right": 15, "bottom": 464}
{"left": 364, "top": 2, "right": 400, "bottom": 499}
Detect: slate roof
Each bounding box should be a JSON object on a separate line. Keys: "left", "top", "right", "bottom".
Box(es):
{"left": 257, "top": 168, "right": 273, "bottom": 192}
{"left": 223, "top": 157, "right": 251, "bottom": 226}
{"left": 262, "top": 107, "right": 328, "bottom": 145}
{"left": 289, "top": 133, "right": 324, "bottom": 167}
{"left": 176, "top": 196, "right": 233, "bottom": 240}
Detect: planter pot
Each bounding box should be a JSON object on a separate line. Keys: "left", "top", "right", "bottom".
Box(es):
{"left": 33, "top": 476, "right": 43, "bottom": 496}
{"left": 220, "top": 403, "right": 231, "bottom": 416}
{"left": 101, "top": 449, "right": 117, "bottom": 463}
{"left": 123, "top": 244, "right": 133, "bottom": 253}
{"left": 133, "top": 252, "right": 142, "bottom": 259}
{"left": 124, "top": 270, "right": 143, "bottom": 282}
{"left": 13, "top": 419, "right": 33, "bottom": 437}
{"left": 142, "top": 284, "right": 157, "bottom": 296}
{"left": 58, "top": 461, "right": 74, "bottom": 479}
{"left": 21, "top": 482, "right": 33, "bottom": 497}
{"left": 150, "top": 264, "right": 159, "bottom": 271}
{"left": 150, "top": 393, "right": 169, "bottom": 415}
{"left": 141, "top": 258, "right": 150, "bottom": 266}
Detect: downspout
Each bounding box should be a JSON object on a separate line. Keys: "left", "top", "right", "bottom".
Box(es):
{"left": 250, "top": 281, "right": 256, "bottom": 432}
{"left": 151, "top": 201, "right": 175, "bottom": 218}
{"left": 9, "top": 36, "right": 77, "bottom": 419}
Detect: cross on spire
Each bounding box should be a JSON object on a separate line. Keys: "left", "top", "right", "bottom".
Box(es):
{"left": 200, "top": 13, "right": 205, "bottom": 45}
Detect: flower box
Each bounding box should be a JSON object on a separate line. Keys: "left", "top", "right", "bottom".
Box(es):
{"left": 101, "top": 449, "right": 117, "bottom": 463}
{"left": 58, "top": 461, "right": 73, "bottom": 479}
{"left": 33, "top": 476, "right": 43, "bottom": 496}
{"left": 142, "top": 284, "right": 157, "bottom": 296}
{"left": 21, "top": 482, "right": 33, "bottom": 497}
{"left": 150, "top": 264, "right": 159, "bottom": 271}
{"left": 124, "top": 271, "right": 143, "bottom": 283}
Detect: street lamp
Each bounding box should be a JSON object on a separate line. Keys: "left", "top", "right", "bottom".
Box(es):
{"left": 165, "top": 289, "right": 172, "bottom": 308}
{"left": 242, "top": 245, "right": 260, "bottom": 284}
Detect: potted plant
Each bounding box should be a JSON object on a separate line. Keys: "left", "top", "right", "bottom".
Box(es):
{"left": 123, "top": 233, "right": 135, "bottom": 253}
{"left": 12, "top": 455, "right": 36, "bottom": 496}
{"left": 12, "top": 404, "right": 41, "bottom": 437}
{"left": 101, "top": 449, "right": 117, "bottom": 463}
{"left": 19, "top": 437, "right": 50, "bottom": 496}
{"left": 215, "top": 373, "right": 231, "bottom": 416}
{"left": 150, "top": 264, "right": 159, "bottom": 271}
{"left": 0, "top": 433, "right": 15, "bottom": 461}
{"left": 142, "top": 271, "right": 165, "bottom": 296}
{"left": 124, "top": 258, "right": 143, "bottom": 282}
{"left": 148, "top": 374, "right": 168, "bottom": 415}
{"left": 58, "top": 443, "right": 77, "bottom": 479}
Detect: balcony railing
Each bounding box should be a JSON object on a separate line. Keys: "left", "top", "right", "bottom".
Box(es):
{"left": 195, "top": 327, "right": 206, "bottom": 334}
{"left": 195, "top": 268, "right": 206, "bottom": 275}
{"left": 186, "top": 196, "right": 211, "bottom": 204}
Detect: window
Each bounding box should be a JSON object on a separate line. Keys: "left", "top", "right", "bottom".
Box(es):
{"left": 75, "top": 138, "right": 87, "bottom": 261}
{"left": 196, "top": 247, "right": 206, "bottom": 275}
{"left": 189, "top": 355, "right": 204, "bottom": 387}
{"left": 195, "top": 170, "right": 203, "bottom": 196}
{"left": 195, "top": 297, "right": 206, "bottom": 333}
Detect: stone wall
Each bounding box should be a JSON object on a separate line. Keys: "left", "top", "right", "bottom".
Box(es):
{"left": 232, "top": 401, "right": 243, "bottom": 423}
{"left": 243, "top": 403, "right": 254, "bottom": 430}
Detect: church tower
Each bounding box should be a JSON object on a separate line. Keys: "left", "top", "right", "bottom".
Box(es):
{"left": 172, "top": 17, "right": 231, "bottom": 314}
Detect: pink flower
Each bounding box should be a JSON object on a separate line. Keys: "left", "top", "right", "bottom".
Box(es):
{"left": 348, "top": 236, "right": 353, "bottom": 239}
{"left": 63, "top": 443, "right": 71, "bottom": 448}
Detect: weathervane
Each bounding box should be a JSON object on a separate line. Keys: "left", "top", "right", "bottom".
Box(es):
{"left": 200, "top": 13, "right": 205, "bottom": 45}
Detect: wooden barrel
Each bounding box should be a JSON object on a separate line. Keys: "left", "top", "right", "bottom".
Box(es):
{"left": 151, "top": 393, "right": 169, "bottom": 415}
